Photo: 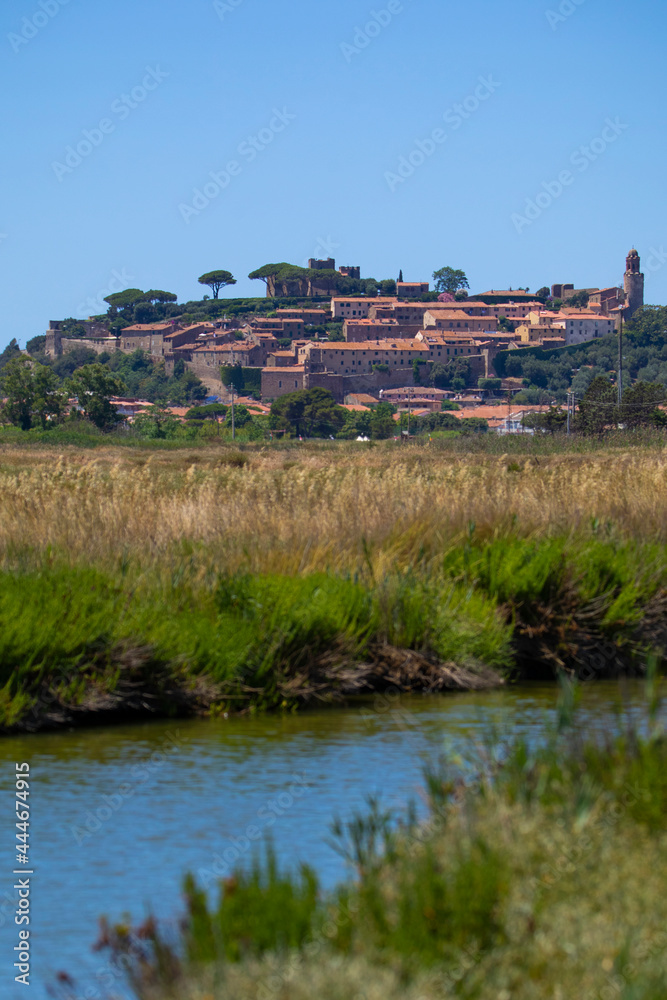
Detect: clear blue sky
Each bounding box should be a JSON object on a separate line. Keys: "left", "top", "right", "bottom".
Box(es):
{"left": 1, "top": 0, "right": 666, "bottom": 350}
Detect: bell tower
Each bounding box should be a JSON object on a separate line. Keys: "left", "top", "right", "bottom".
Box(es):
{"left": 623, "top": 248, "right": 644, "bottom": 319}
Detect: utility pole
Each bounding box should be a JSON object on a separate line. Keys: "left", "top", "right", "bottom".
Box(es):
{"left": 230, "top": 342, "right": 236, "bottom": 441}
{"left": 617, "top": 309, "right": 624, "bottom": 409}
{"left": 566, "top": 392, "right": 572, "bottom": 436}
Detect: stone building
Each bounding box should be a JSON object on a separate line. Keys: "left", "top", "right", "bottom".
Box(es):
{"left": 396, "top": 282, "right": 430, "bottom": 298}
{"left": 119, "top": 322, "right": 176, "bottom": 357}
{"left": 623, "top": 248, "right": 645, "bottom": 319}
{"left": 45, "top": 320, "right": 116, "bottom": 358}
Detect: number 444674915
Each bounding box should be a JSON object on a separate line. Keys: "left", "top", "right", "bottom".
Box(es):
{"left": 16, "top": 764, "right": 30, "bottom": 864}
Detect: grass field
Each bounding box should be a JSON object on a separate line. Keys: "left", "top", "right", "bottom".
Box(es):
{"left": 2, "top": 434, "right": 667, "bottom": 729}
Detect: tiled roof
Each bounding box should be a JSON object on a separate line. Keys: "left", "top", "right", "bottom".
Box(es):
{"left": 261, "top": 366, "right": 306, "bottom": 373}
{"left": 121, "top": 323, "right": 174, "bottom": 332}
{"left": 315, "top": 340, "right": 426, "bottom": 351}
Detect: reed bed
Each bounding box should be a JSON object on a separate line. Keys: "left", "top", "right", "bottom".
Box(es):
{"left": 2, "top": 441, "right": 667, "bottom": 730}
{"left": 2, "top": 443, "right": 667, "bottom": 575}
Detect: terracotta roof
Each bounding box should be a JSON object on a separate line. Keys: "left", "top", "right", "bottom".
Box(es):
{"left": 451, "top": 405, "right": 561, "bottom": 421}
{"left": 561, "top": 312, "right": 614, "bottom": 320}
{"left": 424, "top": 309, "right": 485, "bottom": 320}
{"left": 478, "top": 290, "right": 537, "bottom": 298}
{"left": 392, "top": 408, "right": 432, "bottom": 420}
{"left": 344, "top": 318, "right": 400, "bottom": 325}
{"left": 315, "top": 340, "right": 427, "bottom": 351}
{"left": 261, "top": 366, "right": 306, "bottom": 373}
{"left": 331, "top": 297, "right": 396, "bottom": 303}
{"left": 121, "top": 323, "right": 174, "bottom": 332}
{"left": 164, "top": 324, "right": 215, "bottom": 340}
{"left": 193, "top": 342, "right": 254, "bottom": 353}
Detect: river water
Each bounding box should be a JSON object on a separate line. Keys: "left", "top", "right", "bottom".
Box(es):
{"left": 0, "top": 681, "right": 660, "bottom": 1000}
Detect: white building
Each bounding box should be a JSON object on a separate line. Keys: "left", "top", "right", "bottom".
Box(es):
{"left": 561, "top": 312, "right": 616, "bottom": 345}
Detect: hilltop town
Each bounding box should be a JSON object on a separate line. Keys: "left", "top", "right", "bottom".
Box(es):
{"left": 11, "top": 248, "right": 646, "bottom": 433}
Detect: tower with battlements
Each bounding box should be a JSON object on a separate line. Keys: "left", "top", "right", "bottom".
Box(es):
{"left": 623, "top": 248, "right": 644, "bottom": 319}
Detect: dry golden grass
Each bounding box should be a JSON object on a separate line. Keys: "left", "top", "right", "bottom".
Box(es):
{"left": 2, "top": 442, "right": 667, "bottom": 576}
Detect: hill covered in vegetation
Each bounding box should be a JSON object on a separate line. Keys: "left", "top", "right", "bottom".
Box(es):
{"left": 496, "top": 305, "right": 667, "bottom": 404}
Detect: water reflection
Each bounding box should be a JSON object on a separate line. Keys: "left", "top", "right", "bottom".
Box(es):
{"left": 0, "top": 680, "right": 662, "bottom": 1000}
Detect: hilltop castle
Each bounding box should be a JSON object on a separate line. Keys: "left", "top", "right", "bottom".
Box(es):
{"left": 553, "top": 248, "right": 645, "bottom": 320}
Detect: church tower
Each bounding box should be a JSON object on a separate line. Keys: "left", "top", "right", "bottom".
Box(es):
{"left": 623, "top": 248, "right": 644, "bottom": 319}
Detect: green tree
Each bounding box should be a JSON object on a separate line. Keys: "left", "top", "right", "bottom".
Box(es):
{"left": 535, "top": 286, "right": 551, "bottom": 302}
{"left": 269, "top": 388, "right": 345, "bottom": 437}
{"left": 370, "top": 401, "right": 396, "bottom": 439}
{"left": 133, "top": 404, "right": 178, "bottom": 439}
{"left": 185, "top": 403, "right": 228, "bottom": 420}
{"left": 198, "top": 271, "right": 237, "bottom": 299}
{"left": 0, "top": 338, "right": 22, "bottom": 373}
{"left": 576, "top": 375, "right": 616, "bottom": 435}
{"left": 619, "top": 381, "right": 667, "bottom": 428}
{"left": 249, "top": 264, "right": 291, "bottom": 298}
{"left": 26, "top": 335, "right": 47, "bottom": 355}
{"left": 51, "top": 346, "right": 98, "bottom": 380}
{"left": 625, "top": 306, "right": 667, "bottom": 348}
{"left": 144, "top": 290, "right": 178, "bottom": 305}
{"left": 522, "top": 406, "right": 567, "bottom": 434}
{"left": 61, "top": 318, "right": 88, "bottom": 338}
{"left": 133, "top": 303, "right": 157, "bottom": 324}
{"left": 221, "top": 364, "right": 245, "bottom": 394}
{"left": 0, "top": 357, "right": 36, "bottom": 429}
{"left": 429, "top": 358, "right": 471, "bottom": 390}
{"left": 0, "top": 358, "right": 65, "bottom": 430}
{"left": 104, "top": 289, "right": 145, "bottom": 315}
{"left": 67, "top": 364, "right": 126, "bottom": 429}
{"left": 33, "top": 364, "right": 67, "bottom": 428}
{"left": 432, "top": 267, "right": 470, "bottom": 296}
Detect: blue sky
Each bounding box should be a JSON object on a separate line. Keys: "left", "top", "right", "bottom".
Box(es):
{"left": 1, "top": 0, "right": 666, "bottom": 349}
